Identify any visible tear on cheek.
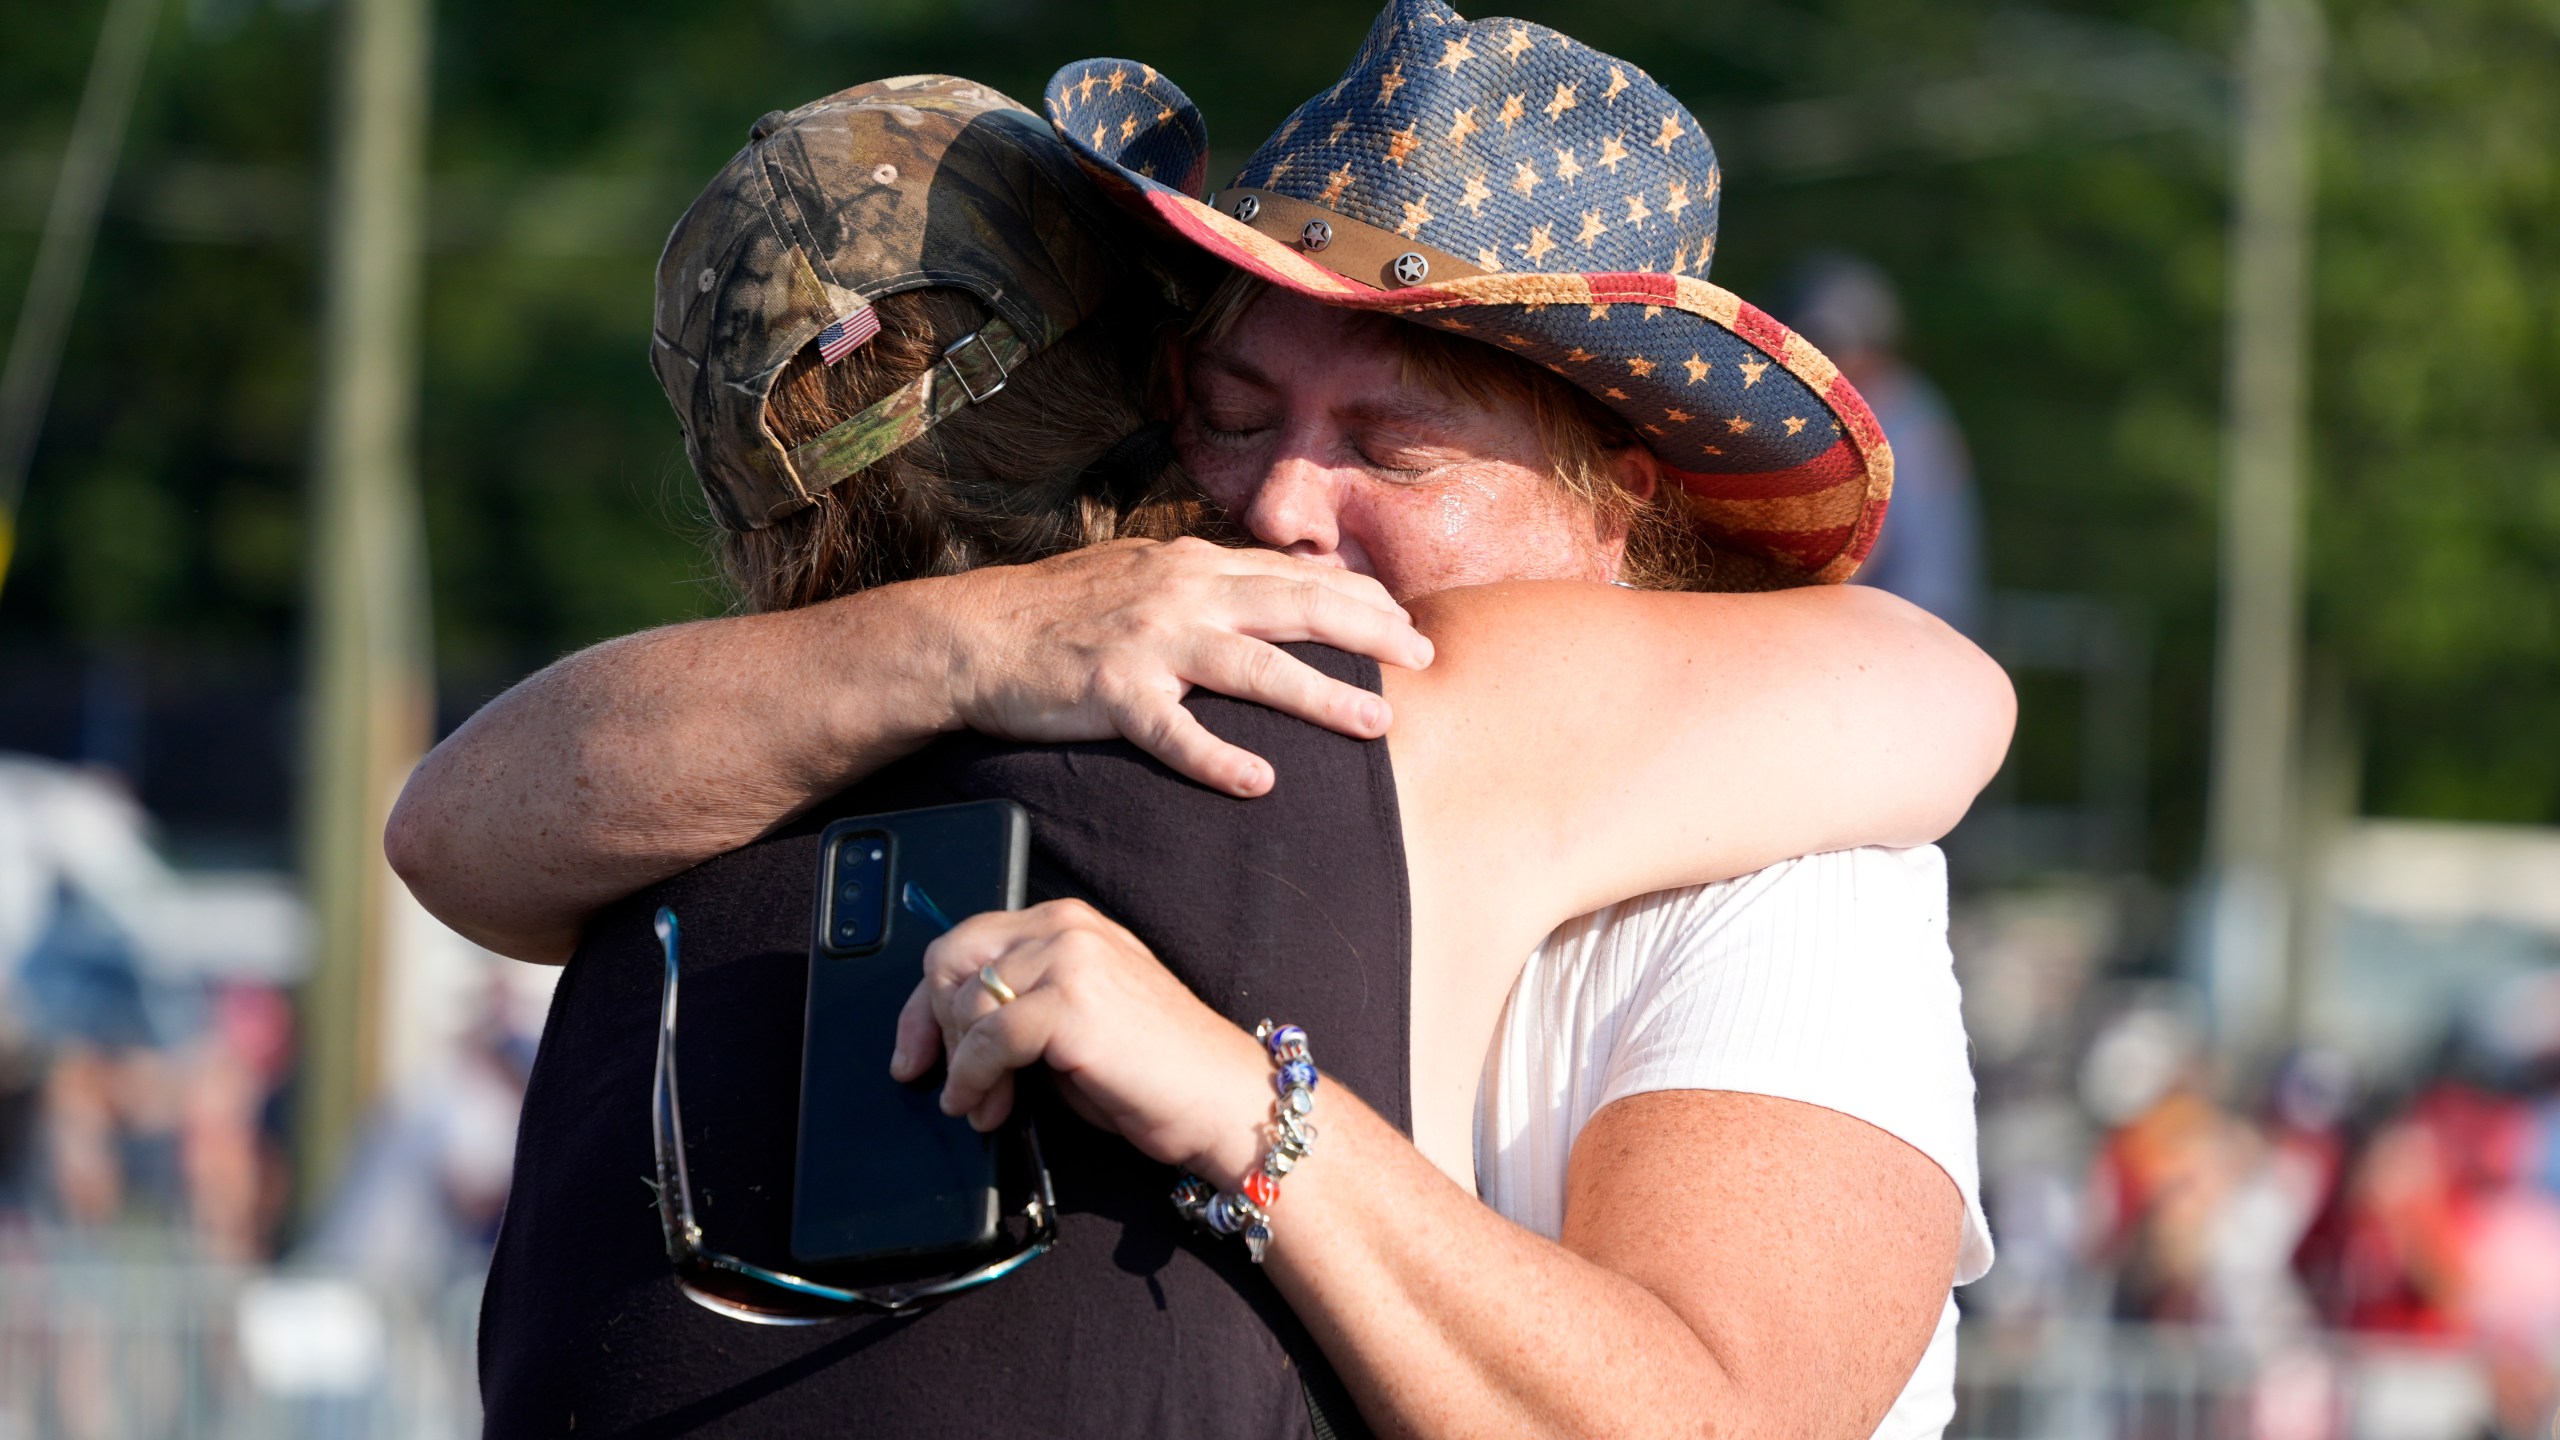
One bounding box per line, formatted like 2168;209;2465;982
1437;490;1474;543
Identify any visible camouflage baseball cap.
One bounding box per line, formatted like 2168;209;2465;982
651;75;1142;531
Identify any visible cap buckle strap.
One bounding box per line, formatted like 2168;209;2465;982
787;314;1037;494
940;328;1012;404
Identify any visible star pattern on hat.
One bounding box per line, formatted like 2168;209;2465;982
1188;4;1722;281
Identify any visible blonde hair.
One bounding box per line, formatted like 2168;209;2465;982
722;284;1205;614
1189;272;1748;592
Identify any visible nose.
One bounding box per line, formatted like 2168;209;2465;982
1233;449;1345;564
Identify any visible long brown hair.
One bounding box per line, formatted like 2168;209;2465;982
721;282;1202;614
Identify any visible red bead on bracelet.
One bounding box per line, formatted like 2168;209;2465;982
1243;1170;1279;1208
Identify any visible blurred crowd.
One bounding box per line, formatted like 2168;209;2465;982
1961;884;2560;1438
0;756;296;1261
0;753;532;1291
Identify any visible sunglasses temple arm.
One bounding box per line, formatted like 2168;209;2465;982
653;907;702;1237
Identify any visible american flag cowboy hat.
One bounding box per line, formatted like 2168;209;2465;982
1045;0;1895;586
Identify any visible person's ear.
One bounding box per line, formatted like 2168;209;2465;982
1591;445;1658;583
1610;443;1662;504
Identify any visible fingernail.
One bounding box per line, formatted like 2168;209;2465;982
1236;760;1267;794
1358;697;1387;731
1414;636;1435;665
889;1045;909;1075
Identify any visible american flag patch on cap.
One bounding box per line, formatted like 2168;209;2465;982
816;304;880;365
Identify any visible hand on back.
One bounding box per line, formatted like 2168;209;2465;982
934;537;1435;797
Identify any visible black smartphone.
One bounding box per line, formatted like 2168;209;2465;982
792;799;1034;1281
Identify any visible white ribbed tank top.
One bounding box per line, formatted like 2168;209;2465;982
1475;845;1991;1440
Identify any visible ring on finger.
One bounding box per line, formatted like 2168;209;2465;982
976;964;1018;1006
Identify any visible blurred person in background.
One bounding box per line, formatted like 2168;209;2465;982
1781;254;1986;637
2083;1019;2335;1341
2081;1004;2236;1324
304;978;530;1294
180;984;296;1261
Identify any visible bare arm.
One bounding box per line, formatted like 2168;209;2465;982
1272;1088;1962;1439
1326;582;1991;1427
908;901;1965;1440
387;590;947;962
1388;579;2012;952
386;539;1431;962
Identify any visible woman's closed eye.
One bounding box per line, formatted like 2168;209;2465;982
1197;412;1274;445
1353;432;1464;479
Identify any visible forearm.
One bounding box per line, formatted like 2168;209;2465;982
1244;1093;1740;1439
1391;582;2014;928
390;541;1431;964
919;904;1950;1438
386;580;964;961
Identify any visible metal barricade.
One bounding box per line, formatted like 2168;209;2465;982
1953;1321;2500;1440
0;1240;479;1440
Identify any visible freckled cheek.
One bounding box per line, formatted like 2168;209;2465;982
1172;440;1255;513
1336;487;1489;595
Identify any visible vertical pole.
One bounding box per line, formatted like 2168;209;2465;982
0;0;161;595
2203;0;2323;1062
297;0;435;1210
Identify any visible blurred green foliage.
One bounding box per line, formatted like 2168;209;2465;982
0;0;2554;866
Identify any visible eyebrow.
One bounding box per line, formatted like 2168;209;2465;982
1191;349;1278;393
1191;350;1474;434
1339;391;1473;434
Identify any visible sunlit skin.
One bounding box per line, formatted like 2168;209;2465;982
1172;289;1661;602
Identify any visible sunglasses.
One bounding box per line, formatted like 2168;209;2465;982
649;903;1056;1325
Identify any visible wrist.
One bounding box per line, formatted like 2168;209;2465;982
1185;1032;1288;1190
907;567;1006;737
843;574;975;746
1171;1022;1324;1265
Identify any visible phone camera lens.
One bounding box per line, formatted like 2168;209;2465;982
836;921;859;940
840;881;864;904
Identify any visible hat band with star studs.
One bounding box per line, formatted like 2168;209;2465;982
1213;188;1484;290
